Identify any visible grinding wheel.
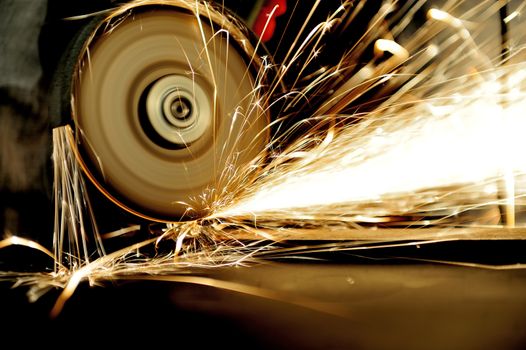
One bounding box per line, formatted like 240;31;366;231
68;3;269;221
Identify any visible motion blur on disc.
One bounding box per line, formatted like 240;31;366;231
70;3;269;221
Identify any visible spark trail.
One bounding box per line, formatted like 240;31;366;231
218;64;526;221
211;3;526;229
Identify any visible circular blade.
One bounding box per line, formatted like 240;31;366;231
72;6;269;221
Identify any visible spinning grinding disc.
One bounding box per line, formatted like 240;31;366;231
70;3;269;221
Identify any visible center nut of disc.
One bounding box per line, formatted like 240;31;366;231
145;75;211;146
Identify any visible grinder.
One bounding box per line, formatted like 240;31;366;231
51;1;271;222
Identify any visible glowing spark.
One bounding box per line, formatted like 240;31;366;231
374;39;409;61
0;235;56;262
504;11;519;24
219;66;526;217
504;1;525;24
100;225;141;239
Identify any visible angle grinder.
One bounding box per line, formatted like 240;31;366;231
51;1;271;222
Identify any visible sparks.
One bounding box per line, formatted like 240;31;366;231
1;0;526;317
218;65;526;218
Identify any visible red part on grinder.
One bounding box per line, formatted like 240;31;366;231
253;0;287;42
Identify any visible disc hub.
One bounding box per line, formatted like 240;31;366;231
146;75;211;146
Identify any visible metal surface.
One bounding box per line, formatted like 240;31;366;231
225;227;526;241
2;261;526;349
72;6;269;221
